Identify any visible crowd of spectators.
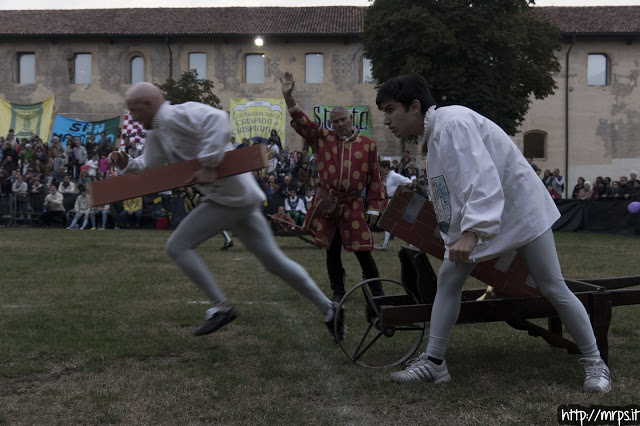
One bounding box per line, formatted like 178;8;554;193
527;158;640;202
2;129;638;230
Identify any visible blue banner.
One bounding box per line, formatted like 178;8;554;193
50;115;121;149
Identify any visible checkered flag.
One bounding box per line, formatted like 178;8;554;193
120;110;147;149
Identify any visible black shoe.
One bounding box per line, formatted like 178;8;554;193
193;305;239;336
220;241;234;251
325;302;345;342
332;291;345;304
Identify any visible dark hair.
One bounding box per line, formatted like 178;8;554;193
376;73;436;114
380;160;391;169
78;185;86;192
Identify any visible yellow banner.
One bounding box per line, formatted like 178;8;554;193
0;96;55;142
230;98;286;146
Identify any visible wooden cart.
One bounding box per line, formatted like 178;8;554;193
334;187;640;368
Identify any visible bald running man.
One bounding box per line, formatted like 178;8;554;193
109;83;344;340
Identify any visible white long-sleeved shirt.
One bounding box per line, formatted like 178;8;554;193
386;170;412;198
422;105;559;262
122;102;265;207
73;194;91;214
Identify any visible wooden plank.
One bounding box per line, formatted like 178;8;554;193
89;144;268;206
379;187;542;298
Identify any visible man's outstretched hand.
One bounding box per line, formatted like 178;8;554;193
280;71;296;104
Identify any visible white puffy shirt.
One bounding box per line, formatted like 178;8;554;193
423;105;559;262
386;170;412;198
123;102;265;207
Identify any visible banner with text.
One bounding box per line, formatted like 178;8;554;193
312;105;372;138
230;98;286;146
0;97;55;142
50;115;120;149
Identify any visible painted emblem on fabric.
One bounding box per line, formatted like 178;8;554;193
430;175;451;234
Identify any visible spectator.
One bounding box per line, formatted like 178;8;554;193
578;181;593;200
629;180;640;201
183;186;200;214
48;137;65;173
128;143;141;159
594;180;611;200
297;161;311;187
119;196;143;228
266;137;280;157
270;205;296;233
541;169;553;187
268;129;283;151
266;151;278;176
284;188;306;226
275;154;290;182
77;167;92;187
42;184;65;227
309;156;319;179
547;184;562;200
618;176;632;199
66;185;91;230
98;154;110;176
303;188;313;210
51;166;66;188
629;171;639;188
90;203;110;230
571;177;585;199
552;168;565;196
72;138;88;178
58;174;77;194
609;181;623;199
2;154;17;175
11;174;28;196
30;176;46;214
85;153;99;178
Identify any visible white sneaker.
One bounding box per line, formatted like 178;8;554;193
374;245;388;251
580;358;612;393
390;354;451;384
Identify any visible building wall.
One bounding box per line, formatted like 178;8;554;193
0;36;399;153
1;34;639;178
514;37;640;188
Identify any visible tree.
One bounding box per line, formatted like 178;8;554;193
156;69;221;109
362;0;562;136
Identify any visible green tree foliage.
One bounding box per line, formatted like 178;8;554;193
156;69;221;108
363;0;562;135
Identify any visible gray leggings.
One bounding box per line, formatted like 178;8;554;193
165;200;331;313
426;228;600;360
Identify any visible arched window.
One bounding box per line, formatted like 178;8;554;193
130;56;144;84
523;130;546;159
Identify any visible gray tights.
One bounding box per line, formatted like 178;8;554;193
165;200;331;313
426;228;600;360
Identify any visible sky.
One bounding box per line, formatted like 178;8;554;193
1;0;639;10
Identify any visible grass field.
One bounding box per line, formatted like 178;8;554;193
1;228;639;425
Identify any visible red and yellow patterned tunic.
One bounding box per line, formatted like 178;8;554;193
290;110;383;252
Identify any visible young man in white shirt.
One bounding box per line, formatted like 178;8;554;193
109;83;343;341
375;73;611;393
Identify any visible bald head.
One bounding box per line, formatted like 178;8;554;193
125;83;165;128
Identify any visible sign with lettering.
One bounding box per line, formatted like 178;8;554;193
230;98;286;146
312;105;372;138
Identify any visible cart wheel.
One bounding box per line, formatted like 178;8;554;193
335;277;425;368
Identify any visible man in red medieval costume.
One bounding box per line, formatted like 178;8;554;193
280;71;383;303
